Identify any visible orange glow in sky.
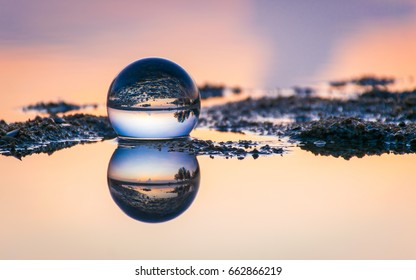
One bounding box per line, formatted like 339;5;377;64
1;0;416;121
317;15;416;86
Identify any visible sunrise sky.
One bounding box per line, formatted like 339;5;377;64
1;0;415;114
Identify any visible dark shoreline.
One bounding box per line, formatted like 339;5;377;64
199;87;416;159
1;85;416;160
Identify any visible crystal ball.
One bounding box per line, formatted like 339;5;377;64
107;141;200;223
107;57;200;139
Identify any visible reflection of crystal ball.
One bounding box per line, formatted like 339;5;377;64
107;141;200;223
107;57;201;139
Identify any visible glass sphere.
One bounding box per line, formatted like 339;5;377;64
107;57;200;139
107;140;200;223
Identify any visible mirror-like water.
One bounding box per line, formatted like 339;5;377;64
0;129;415;259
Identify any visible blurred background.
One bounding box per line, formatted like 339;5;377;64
1;0;415;112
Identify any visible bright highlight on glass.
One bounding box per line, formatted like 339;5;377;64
107;57;201;139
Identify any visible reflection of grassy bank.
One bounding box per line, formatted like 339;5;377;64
294;117;416;160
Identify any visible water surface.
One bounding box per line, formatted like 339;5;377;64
0;129;414;259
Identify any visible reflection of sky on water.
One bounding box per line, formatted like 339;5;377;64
1;0;415;119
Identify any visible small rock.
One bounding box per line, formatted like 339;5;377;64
53;117;66;124
313;140;326;147
5;129;20;137
272;147;283;153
